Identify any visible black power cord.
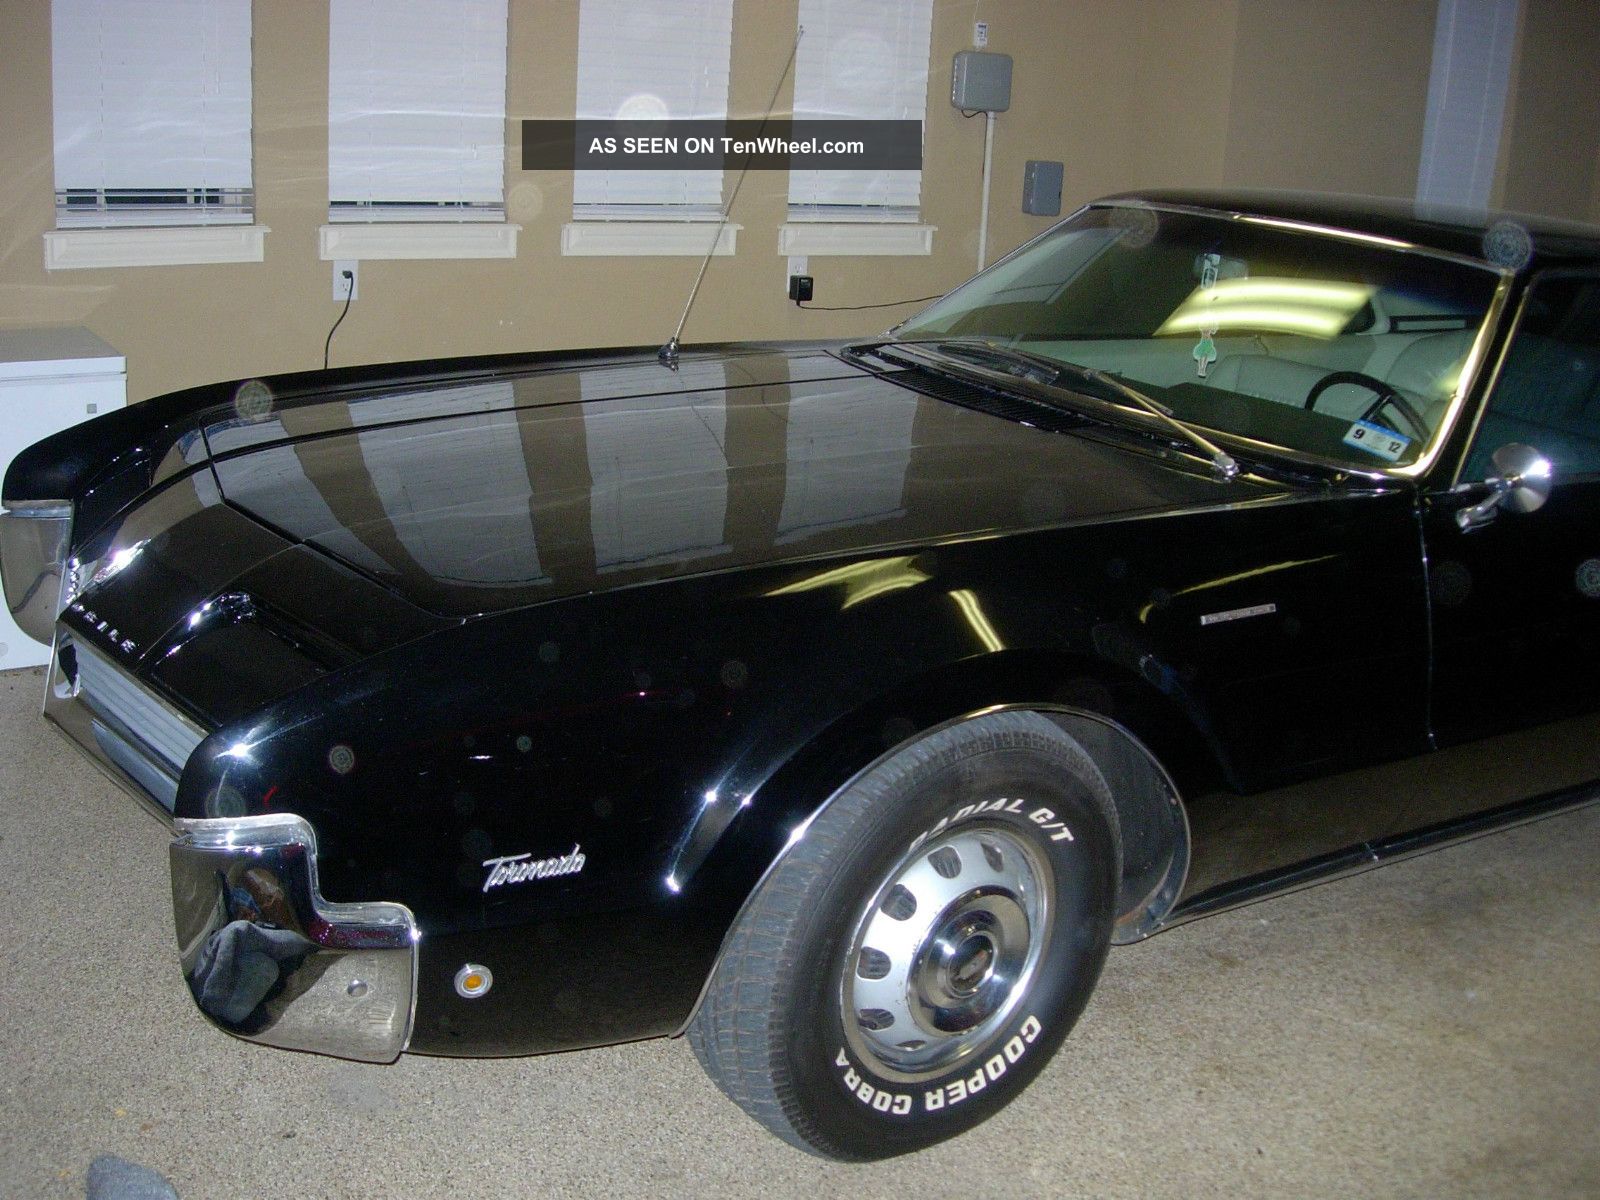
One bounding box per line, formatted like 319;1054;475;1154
796;293;945;311
324;270;354;369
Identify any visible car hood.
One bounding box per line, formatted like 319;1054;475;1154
199;346;1275;618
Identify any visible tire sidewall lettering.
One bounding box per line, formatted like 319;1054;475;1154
906;797;1075;858
833;1048;917;1116
832;1014;1044;1116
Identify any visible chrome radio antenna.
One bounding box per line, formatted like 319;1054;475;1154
659;27;803;368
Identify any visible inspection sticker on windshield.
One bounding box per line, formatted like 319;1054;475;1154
1342;420;1410;462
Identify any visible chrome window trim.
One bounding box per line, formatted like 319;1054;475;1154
1401;271;1516;482
1101;199;1510;273
1440;267;1600;490
901;198;1517;487
1081;201;1518;485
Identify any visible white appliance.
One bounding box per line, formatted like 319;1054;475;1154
0;327;127;670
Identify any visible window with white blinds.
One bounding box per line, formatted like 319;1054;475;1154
51;0;253;228
1415;0;1518;211
328;0;508;222
787;0;933;221
573;0;735;219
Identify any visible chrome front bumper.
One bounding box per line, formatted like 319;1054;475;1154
0;500;72;645
33;552;418;1062
171;814;418;1062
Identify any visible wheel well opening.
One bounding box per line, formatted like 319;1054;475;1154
701;654;1204;966
1037;711;1190;942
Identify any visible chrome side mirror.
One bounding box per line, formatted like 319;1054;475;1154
1455;443;1553;531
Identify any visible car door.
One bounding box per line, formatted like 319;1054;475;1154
1421;271;1600;816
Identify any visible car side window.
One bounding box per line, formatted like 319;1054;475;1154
1465;274;1600;481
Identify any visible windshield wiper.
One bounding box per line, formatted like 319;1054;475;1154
919;339;1070;387
912;338;1240;481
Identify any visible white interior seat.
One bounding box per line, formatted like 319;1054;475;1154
1211;330;1478;431
1207;354;1376;418
1385;330;1476;401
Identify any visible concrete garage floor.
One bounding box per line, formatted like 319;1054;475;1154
1;664;1597;1200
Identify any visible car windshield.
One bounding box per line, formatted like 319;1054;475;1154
892;204;1504;471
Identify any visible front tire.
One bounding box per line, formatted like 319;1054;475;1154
688;711;1120;1160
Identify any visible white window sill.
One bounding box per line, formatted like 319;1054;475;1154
44;224;269;270
318;222;520;260
561;221;739;257
777;223;936;256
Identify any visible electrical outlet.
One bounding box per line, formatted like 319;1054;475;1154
786;255;808;291
788;275;814;303
333;260;359;301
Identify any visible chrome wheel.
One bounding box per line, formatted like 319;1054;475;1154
691;710;1119;1159
841;825;1054;1081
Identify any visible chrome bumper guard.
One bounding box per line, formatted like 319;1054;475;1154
0;500;72;645
170;814;418;1063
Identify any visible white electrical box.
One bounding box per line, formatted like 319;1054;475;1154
0;327;126;670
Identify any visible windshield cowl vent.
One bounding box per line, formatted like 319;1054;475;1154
888;366;1092;435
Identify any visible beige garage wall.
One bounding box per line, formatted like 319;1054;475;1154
1221;0;1438;195
0;0;1597;404
4;0;1112;402
1497;0;1600;221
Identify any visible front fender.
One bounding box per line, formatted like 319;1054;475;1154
174;531;1217;1054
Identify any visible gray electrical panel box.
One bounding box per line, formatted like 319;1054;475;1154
1023;160;1063;215
951;51;1013;112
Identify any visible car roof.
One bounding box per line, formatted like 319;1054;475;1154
1101;188;1600;272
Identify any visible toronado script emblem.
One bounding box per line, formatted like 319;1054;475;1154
481;845;586;893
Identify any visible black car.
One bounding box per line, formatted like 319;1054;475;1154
3;190;1598;1160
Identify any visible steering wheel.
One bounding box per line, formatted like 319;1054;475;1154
1304;370;1429;440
